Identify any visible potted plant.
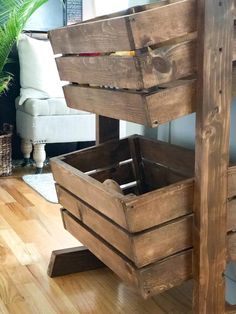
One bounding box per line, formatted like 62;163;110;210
0;0;48;175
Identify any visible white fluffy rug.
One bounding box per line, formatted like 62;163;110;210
22;173;58;203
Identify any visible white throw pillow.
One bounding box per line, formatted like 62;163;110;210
17;34;64;102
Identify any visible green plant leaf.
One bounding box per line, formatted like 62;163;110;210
0;0;48;95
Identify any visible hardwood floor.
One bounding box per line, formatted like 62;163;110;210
0;175;193;313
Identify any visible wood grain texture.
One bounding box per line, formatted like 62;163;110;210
57;185;194;268
57;186;134;260
62;209;139;287
48;246;104;277
124;178;194;232
51;159;128;229
64;80;196;127
62;208;193;299
56;41;196;89
138;250;193;298
138;136;195;177
49;0;197;54
56;34;236;91
193;0;234;312
96;116;119;145
0;177;194;313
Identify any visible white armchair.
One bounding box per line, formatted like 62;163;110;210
15;33;96;173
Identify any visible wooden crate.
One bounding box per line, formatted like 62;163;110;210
51;135;236;297
49;0;236;127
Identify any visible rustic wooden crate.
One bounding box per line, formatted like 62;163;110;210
49;0;236;127
51;135;236;295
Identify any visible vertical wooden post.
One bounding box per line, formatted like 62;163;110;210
96;115;119;144
193;0;233;313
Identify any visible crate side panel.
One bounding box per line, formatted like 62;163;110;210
62;209;139;286
130;0;196;49
51;159;128;228
146;80;196;126
58;186;133;260
125;179;194;232
141;40;196;88
138;250;193;298
64;85;149;126
133;215;193;267
49;17;132;54
56;56;143;89
138;137;195;177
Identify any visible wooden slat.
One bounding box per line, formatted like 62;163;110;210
124;178;194;232
130;0;196;50
123;166;236;233
138;250;193;298
56;29;236;89
51;159;128;228
49;0;196;54
193;0;233;312
146;79;196;126
56;55;143;89
133;215;193;267
64;80;195;127
58;186;133;260
62;137;130;172
57;185;194;267
62;208;193;298
142;160;169;190
62;209;139;286
138;136;195;177
64;85;149;126
138;40;196;87
56;40;196;89
63;67;236;128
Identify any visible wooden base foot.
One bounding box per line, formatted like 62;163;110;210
47;246;104;277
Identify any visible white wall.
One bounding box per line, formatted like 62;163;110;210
82;0;95;20
24;0;64;31
95;0;129;16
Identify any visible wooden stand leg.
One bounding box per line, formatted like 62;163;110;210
48;116;119;277
48;246;104;277
194;0;233;313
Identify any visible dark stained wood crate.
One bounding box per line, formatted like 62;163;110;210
47;0;236;309
51;135;236;296
49;0;236;127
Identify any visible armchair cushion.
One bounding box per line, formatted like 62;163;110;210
17;34;64;105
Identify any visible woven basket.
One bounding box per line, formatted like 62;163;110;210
0;124;13;176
